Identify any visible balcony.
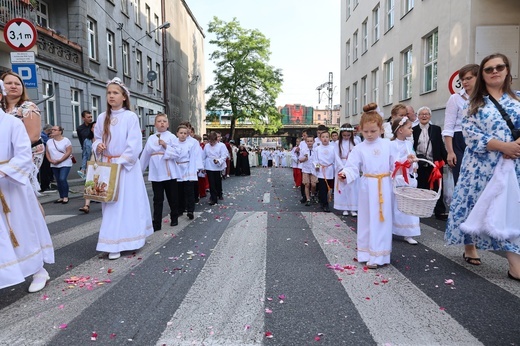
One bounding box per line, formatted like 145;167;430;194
0;0;36;26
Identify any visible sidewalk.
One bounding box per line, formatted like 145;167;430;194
37;178;85;204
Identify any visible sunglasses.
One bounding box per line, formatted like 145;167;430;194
483;64;507;74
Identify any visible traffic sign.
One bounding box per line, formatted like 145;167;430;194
3;18;38;52
11;64;38;88
10;51;35;64
448;70;463;95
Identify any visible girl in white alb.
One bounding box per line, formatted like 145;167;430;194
338;105;409;268
389;117;421;244
334;124;361;216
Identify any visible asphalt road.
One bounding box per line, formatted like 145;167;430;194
1;167;519;345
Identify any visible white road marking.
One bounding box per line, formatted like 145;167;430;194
263;192;270;203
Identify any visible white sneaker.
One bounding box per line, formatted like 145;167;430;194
350;211;358;217
108;252;121;260
404;237;418;245
28;268;50;293
342;211;349;216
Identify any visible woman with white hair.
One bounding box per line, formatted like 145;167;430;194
0;80;55;292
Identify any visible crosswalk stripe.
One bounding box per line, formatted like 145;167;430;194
156;211;267;345
304;212;482;345
0;214;201;346
263;192;270;203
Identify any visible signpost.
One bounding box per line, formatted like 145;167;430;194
3;18;38;52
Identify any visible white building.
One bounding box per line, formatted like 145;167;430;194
340;0;520;126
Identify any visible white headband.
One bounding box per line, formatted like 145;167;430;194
106;77;130;98
393;116;409;134
0;80;5;96
339;127;355;132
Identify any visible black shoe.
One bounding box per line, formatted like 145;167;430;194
322;206;330;212
170;217;178;226
435;213;448;221
305;200;311;206
209;201;217;206
218;196;224;201
300;197;306;204
187;212;194;220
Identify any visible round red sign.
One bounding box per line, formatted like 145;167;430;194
3;18;38;52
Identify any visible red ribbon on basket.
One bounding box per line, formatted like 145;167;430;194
392;160;411;185
428;160;444;189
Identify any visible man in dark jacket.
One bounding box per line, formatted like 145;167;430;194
413;106;448;220
76;110;93;179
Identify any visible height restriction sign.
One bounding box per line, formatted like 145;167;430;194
3;18;38;52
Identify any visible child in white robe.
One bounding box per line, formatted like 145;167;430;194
313;131;335;212
334;124;361;216
390;116;421;244
0;80;55;292
93;78;153;260
140;114;181;231
338;103;414;268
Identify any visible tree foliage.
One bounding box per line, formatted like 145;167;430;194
205;17;283;140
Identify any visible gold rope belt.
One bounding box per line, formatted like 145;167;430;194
151;152;170;177
363;172;390;221
0;160;19;247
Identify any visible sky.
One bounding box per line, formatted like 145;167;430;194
185;0;340;109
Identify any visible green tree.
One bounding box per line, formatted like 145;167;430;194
205;17;283;141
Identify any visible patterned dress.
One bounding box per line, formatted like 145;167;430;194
445;92;520;253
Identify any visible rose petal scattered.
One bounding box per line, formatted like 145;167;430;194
58;323;67;329
265;331;273;338
91;331;98;341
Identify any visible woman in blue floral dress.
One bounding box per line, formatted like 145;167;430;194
445;53;520;281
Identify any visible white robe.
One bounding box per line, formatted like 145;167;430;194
140;130;181;181
0;112;54;289
313;144;335;179
390;139;420;237
93;108;153;253
334;137;361;212
341;137;396;265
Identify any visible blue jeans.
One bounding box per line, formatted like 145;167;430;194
52;166;71;198
81;139;92;171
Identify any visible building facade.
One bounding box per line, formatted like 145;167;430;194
341;0;520;126
313;107;341;126
0;0;204;159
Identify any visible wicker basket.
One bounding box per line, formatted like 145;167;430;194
393;158;441;217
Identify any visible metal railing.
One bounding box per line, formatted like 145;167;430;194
0;0;36;26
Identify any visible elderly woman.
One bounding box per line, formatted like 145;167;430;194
445;53;520;279
1;72;43;193
46;125;73;204
0;80;54;293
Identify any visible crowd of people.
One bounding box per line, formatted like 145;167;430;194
1;52;520;294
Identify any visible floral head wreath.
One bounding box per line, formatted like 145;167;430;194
106;77;130;98
339;127;355;132
0;80;5;96
393;116;409;134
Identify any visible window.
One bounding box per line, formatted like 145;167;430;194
361;76;367;107
353;30;358;62
402;48;413;99
386;0;394;31
121;0;128;15
318;114;321;121
371;68;379;105
384;59;394;104
147;56;153;87
362;19;368;53
91;95;100;120
145;4;151;33
136;50;143;82
154;14;160;42
71;88;81;130
155;63;161;91
107;31;116;69
345;87;350;118
353;0;359;8
137;106;145;136
424;30;438;92
35;0;49;27
372;4;380;43
353;82;358;115
402;0;414;14
43;81;55;125
87;18;98;61
122;40;130;76
346;40;351;68
134;0;141;26
346;0;351;19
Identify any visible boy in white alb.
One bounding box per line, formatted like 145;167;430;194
313;130;335;212
140;114;181;230
299;136;318;206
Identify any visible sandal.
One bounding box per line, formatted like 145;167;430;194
463;252;481;266
54;199;64;204
79;205;90;214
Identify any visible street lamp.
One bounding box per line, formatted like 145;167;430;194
132;21;171;50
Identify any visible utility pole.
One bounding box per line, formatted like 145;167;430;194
316;72;334;125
